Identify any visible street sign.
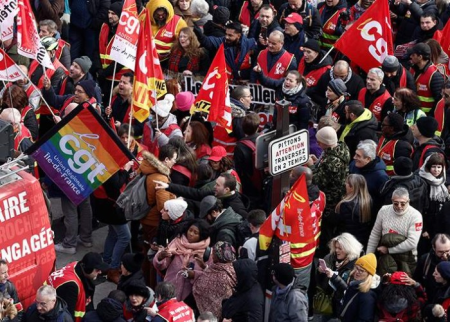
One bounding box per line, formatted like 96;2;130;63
268;129;309;176
255;124;296;169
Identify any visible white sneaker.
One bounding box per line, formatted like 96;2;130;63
54;243;76;254
77;236;93;248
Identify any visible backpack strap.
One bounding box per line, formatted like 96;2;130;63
423;252;432;280
339;292;359;318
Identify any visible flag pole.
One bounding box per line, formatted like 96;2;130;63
319;46;334;64
108;62;118;107
183;114;193;142
127;110;133;150
0;27;18;125
154;90;159;130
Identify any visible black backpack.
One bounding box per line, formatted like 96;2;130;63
115;174;151;221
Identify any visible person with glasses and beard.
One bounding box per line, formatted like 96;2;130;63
367;187;423;276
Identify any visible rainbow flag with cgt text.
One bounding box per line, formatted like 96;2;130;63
25;102;134;205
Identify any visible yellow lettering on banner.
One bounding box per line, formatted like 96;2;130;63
293;191;306;203
155;80;166;92
133;81;149;108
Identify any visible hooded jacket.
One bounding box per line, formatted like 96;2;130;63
208;207;243;247
139;151;176;227
83;298;126;322
222;259;264;322
23;297;72;322
340;109;379;158
269;281;308;322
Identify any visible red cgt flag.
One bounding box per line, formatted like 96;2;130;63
334;0;393;73
259;174;313;251
191;44;232;132
439;20;450;58
132;9;167;123
0;49;24;82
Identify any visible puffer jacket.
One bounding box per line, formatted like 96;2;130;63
83;298;126;322
23;297;72;322
269;282;308;322
139;151;176;227
210;207;243;247
378;233;417;276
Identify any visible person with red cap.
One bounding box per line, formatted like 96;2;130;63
283;13;306;62
377;271;426;321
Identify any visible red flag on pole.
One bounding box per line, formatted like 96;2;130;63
0;49;24;81
132;9;166;123
439;20;450;58
334;0;394;73
110;0;140;70
16;0;54;70
191;44;232;132
259;174;313;251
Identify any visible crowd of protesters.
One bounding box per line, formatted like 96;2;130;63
4;0;450;320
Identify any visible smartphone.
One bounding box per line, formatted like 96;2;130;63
319;259;328;271
260;27;268;39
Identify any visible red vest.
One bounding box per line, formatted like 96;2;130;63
142;123;181;157
172;164;195;186
411;64;438;114
6;82;37;99
399;67;407;87
377;136;398;176
298;57;331;87
156;299;194;322
20;105;33;124
47;262;88;322
358;88;391;122
213;125;237;158
319;7;346;49
55;38;70;62
290;190;325;269
435;98;445;136
257;49;294;80
238;2;260;27
154;15;184;61
15;124;32;150
29;58;69;89
99;23;130;81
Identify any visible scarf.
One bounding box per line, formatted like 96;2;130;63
168;235;210;267
419;156;450;202
282;82;303;96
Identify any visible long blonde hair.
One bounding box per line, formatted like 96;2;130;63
350;267;374;293
336;174;372;223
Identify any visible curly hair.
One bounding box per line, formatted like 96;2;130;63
2;85;28;111
378;284;419;316
171;27;203;59
394;88;421;113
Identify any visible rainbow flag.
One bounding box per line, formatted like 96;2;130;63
26;103;134;205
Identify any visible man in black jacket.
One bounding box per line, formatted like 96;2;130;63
277;0;322;40
155;172;249;218
22;285;73;322
382;55;416;96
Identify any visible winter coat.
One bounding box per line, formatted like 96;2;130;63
380;124;414;158
413;250;442;303
83;298;125;322
222;259;264;322
412;137;446;171
68;0;110;30
377;233;417;276
155;212;194;246
336;199;372;247
277;2;322;39
117;270;146;293
210;207;243;247
339;277;379;322
24;297;72;322
33;0;65;31
139;151;176;227
340;109;379;158
269;282;308;322
349;157;389;212
123;291;156;322
383;65;416;96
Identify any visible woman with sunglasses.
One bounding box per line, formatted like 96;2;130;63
367;187;423;276
417;153;450;256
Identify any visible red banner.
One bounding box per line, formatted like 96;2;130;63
334;0;393;73
16;0;54;70
0;49;24;81
259;174;312;250
439;20;450;58
132;9;167;123
191;44;232;132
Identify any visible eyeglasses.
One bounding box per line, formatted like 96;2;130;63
435;249;450;256
392;201;409;207
354;266;367;274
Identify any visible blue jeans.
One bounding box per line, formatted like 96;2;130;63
103;223;131;269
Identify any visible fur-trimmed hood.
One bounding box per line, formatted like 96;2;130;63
140;151;171;177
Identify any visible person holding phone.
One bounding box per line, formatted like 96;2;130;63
316;233;364;318
153;219;211;302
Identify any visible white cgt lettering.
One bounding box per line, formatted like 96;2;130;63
360;20;388;64
119;12;140;34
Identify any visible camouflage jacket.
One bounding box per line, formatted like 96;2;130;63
313;141;350;209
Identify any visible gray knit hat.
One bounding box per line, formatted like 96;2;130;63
73;56;92;74
382;55;400;73
328;78;347;97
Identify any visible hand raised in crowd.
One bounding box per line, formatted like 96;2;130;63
154;180;169;189
43;76;51;90
258;34;268;46
399;274;417;286
253;64;262;73
123;160;134;172
105;105;112;116
53;115;62;124
182;70;193;76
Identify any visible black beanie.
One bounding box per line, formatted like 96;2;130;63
121;253;145;274
77;80;97;98
416;116;438;138
110;2;123;17
437;261;450;281
273;263;295;286
213;6;230;25
393;156;413;176
302;39;320;53
125;280;150;298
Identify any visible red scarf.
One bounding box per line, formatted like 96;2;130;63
168;47;201;73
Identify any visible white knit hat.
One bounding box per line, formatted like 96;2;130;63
151;94;175;117
316;126;337;146
165;198;188;221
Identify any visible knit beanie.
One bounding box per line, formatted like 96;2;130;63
110;2;123;17
437;261;450;281
125;280;152;299
176;92;195;112
393;156;413;176
302;39;321;53
315;126;338;146
121;252;145;274
382;55;400;73
77;80;97;98
328;78;347;97
416;116;438;138
164;198;188;221
73;56;92;74
355;253;377;276
213;6;230;25
273;263;295;286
